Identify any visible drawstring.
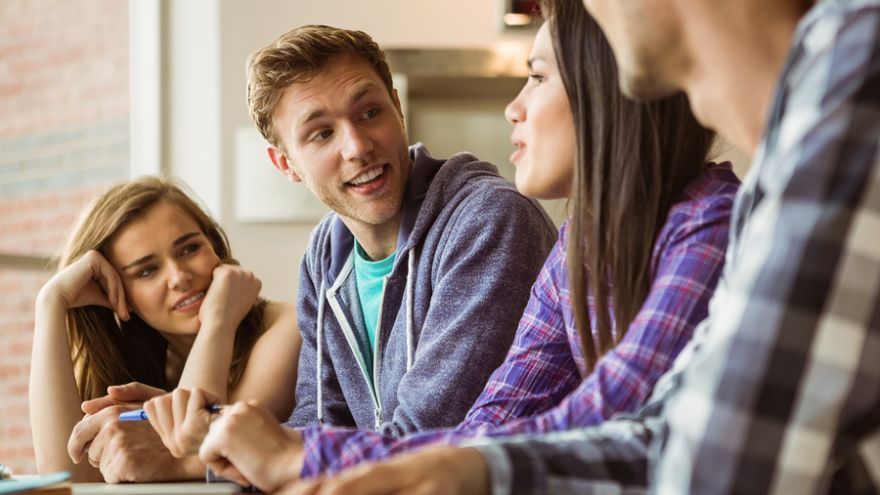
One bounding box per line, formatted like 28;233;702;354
405;249;415;371
316;285;326;426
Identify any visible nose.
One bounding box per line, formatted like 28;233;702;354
167;261;193;291
505;88;526;125
340;122;374;163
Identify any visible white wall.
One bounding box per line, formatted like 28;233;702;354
150;0;536;302
147;1;751;302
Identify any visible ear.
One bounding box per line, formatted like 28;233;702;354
266;145;302;183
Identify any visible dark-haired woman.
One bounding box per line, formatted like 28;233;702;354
148;0;740;490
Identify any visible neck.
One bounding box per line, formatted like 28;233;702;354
345;213;402;260
677;1;807;154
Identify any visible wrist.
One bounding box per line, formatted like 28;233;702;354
453;448;491;495
268;430;304;490
173;455;206;481
197;313;242;336
36;285;68;311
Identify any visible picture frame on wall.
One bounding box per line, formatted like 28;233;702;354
502;0;541;29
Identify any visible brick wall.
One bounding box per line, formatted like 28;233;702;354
0;0;129;473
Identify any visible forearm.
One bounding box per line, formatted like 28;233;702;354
29;292;100;480
472;419;653;495
176;319;236;401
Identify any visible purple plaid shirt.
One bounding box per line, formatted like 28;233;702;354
298;162;740;478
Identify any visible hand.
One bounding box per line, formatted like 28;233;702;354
198;265;261;330
277;447;491;495
67;402;202;483
199;400;303;492
144;387;220;458
81;381;167;415
38;250;129;320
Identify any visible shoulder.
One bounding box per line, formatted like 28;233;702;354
656;162;739;253
670;162;739;226
260;300;297;334
306;212;339;249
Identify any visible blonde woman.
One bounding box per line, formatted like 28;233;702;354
29;177;299;482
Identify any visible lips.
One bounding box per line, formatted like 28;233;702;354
345;164;390;195
173;291;205;310
510;140;526;165
346;164;387;187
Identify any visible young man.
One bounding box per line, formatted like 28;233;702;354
66;25;555;484
281;0;880;493
251;25;555;435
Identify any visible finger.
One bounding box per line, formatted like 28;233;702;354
96;260;128;320
81;395;117;415
187;388;211;424
172;389;191;435
208;459;251;487
144;398;167;445
196;388;221;407
108;382;165;402
86;422;116;471
149;396;176;450
68;409;115;462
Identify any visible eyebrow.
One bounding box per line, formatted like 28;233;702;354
120;232;201;271
297;82;382;127
527;56;547;70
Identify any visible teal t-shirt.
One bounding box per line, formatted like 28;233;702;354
353;240;396;371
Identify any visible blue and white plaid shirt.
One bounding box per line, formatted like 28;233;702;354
472;0;880;493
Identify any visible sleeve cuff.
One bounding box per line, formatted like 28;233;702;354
472;443;514;495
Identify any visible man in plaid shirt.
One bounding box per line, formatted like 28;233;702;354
282;0;880;493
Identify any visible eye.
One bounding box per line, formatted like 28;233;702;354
528;72;545;84
135;266;157;279
180;242;201;256
362;107;379;120
313;129;333;141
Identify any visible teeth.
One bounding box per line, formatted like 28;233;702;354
349;167;384;186
175;292;204;309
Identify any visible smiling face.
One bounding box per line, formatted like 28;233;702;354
267;54;411;236
107;200;221;337
505;23;576;200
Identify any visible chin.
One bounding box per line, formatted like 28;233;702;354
620;69;679;102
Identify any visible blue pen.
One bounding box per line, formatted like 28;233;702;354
119;404;225;421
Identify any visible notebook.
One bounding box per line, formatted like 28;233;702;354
0;472;71;495
71;482;242;495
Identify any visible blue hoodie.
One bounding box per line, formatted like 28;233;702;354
288;144;557;437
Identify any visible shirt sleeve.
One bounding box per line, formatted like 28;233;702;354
296;185;734;478
377;188;558;437
654;8;880;494
473;189;732;438
454;232;581;431
471;9;880;492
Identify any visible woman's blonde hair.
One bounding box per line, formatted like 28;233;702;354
60;177;266;400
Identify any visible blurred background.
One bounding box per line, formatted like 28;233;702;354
0;0;747;473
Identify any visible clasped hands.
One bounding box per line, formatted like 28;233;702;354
68;382;304;491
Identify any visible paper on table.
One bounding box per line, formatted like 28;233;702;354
0;471;71;495
72;482;241;495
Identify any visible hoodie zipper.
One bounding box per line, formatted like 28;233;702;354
324;257;384;429
371;276;390;430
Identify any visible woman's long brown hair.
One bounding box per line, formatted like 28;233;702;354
60;177;266;400
541;0;716;372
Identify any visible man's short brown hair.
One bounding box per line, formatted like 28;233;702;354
246;25;395;150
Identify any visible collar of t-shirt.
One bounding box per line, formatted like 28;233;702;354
353;240;396;358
